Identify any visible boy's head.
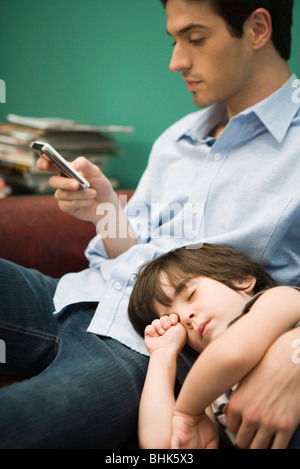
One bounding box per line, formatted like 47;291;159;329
160;0;294;61
128;243;276;339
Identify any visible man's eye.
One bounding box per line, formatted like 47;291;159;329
189;38;205;45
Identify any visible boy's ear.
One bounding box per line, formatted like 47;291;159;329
239;276;257;294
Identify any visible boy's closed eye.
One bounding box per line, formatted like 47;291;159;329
187;289;196;302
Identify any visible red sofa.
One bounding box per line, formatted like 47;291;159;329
0;190;133;387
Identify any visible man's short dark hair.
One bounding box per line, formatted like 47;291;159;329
160;0;294;61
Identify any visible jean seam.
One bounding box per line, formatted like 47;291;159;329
0;321;58;343
56;315;75;340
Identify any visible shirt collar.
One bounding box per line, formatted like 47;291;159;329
178;101;227;143
178;74;300;144
242;74;300;143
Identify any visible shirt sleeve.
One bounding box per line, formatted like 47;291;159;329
85;134;168;267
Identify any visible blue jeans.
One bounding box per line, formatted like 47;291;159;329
0;259;148;449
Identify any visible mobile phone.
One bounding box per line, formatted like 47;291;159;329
32;141;90;191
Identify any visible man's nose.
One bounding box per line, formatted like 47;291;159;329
169;44;192;73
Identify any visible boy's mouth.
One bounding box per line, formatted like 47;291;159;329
198;320;210;339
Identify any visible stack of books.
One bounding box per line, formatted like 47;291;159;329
0;114;134;194
0;177;11;198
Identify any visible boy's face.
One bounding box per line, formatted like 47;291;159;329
155;274;255;353
165;0;255;113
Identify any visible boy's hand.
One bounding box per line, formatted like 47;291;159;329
144;314;187;356
171;411;219;450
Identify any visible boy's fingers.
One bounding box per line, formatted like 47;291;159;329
151;319;166;335
169;313;179;325
145;324;159;338
160;315;172;330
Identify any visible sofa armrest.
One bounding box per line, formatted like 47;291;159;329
0;190;134;278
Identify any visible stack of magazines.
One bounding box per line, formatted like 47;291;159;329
0;177;11;198
0;114;134;194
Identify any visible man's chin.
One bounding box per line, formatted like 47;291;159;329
191;92;217;109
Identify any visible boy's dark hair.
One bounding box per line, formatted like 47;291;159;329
160;0;294;61
128;243;276;338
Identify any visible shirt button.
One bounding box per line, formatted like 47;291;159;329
137;260;144;267
214;153;221;161
191;206;198;214
114;282;122;291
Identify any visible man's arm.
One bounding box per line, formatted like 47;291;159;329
226;327;300;449
37;156;137;258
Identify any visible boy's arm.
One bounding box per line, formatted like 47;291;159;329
138;316;186;449
174;287;300;418
139;348;178;449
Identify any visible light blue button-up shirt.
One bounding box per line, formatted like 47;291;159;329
54;75;300;355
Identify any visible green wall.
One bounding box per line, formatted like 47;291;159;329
1;0;300;188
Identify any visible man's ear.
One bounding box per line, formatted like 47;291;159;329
245;8;272;52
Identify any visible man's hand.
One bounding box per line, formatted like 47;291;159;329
37;155;114;225
226;329;300;449
37;155;136;258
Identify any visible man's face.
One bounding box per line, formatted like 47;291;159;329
165;0;255;112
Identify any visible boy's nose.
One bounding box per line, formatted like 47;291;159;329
181;310;197;325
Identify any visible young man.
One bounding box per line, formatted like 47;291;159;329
0;0;299;449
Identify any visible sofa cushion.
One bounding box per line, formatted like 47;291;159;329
0;195;97;278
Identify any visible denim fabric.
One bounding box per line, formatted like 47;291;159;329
0;259;148;449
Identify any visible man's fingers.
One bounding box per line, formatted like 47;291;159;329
234;420;260;449
36;157;49;171
224;403;242;435
36;156;60;174
49;175;80;191
71;156;101;178
271;430;294;449
54;187;97;201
